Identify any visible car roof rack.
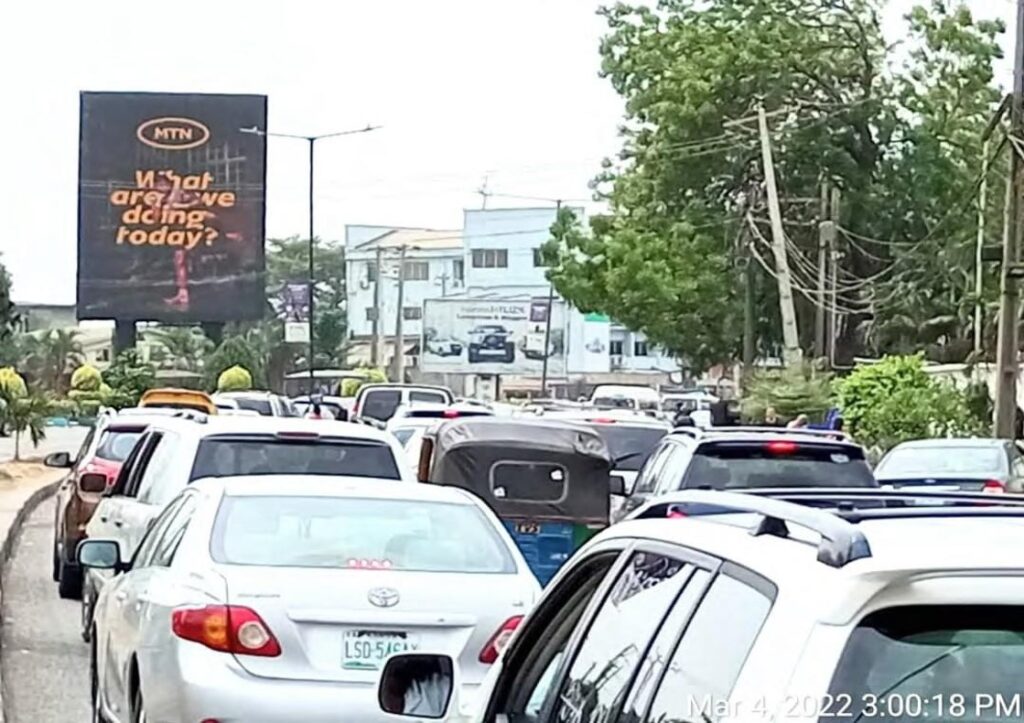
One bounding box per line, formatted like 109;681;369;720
669;425;849;441
632;488;1024;568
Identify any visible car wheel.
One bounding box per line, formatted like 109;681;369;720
58;561;84;600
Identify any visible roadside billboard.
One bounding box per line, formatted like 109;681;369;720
77;92;268;322
421;298;566;375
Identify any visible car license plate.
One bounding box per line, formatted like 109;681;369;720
515;521;540;534
342;631;418;671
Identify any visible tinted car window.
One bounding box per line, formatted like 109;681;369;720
681;442;875;489
409;391;448;405
95;429;143;462
491;462;566;502
826;606;1024;722
190;436;401;480
586;425;668;471
234;398;274;416
552;551;694;722
645;570;773;722
212;496;514;573
362;390;402;420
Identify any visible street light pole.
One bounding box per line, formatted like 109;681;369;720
239;123;381;395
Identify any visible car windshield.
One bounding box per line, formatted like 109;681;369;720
211;495;516;573
592;396;635;409
190;436;401;480
682;442;875;489
827;606;1024;722
233;397;274;416
877;446;1006;477
95;429;143;462
586;424;667;471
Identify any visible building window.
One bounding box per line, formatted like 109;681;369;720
453;259;464;281
533;248;547;267
366;262;377;283
97;348;111;363
471;249;508;269
634;340;649;357
609;340;624;356
365;307;378;321
402;260;429;281
403;306;423;321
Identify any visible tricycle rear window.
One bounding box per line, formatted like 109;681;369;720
490;461;567;503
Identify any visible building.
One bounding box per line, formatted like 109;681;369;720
344;207;683;392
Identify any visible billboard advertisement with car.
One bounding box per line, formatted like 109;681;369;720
77;92;268;322
421;298;566;375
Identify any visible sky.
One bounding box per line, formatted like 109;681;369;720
0;0;1015;305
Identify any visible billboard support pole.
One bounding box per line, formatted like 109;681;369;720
393;245;408;383
540;200;562;398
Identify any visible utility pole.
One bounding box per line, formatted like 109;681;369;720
540;200;562;398
742;229;756;369
815;179;832;359
393;245;408;383
995;0;1024;438
975;138;990;355
370;245;383;367
757;103;802;365
828;187;841;368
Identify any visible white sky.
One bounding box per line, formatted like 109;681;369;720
0;0;1014;304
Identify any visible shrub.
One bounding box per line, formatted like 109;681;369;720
217;365;253;392
340;367;387;397
0;367;27;399
70;364;102;393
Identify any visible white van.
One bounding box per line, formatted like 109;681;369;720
589;384;661;413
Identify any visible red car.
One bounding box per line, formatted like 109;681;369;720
47;417;147;599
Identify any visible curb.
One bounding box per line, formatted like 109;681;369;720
0;479;60;723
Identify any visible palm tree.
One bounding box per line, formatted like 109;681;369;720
23;329;83;393
145;327;213;372
7;393;51;461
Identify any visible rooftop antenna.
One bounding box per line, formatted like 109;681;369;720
477;174;492;209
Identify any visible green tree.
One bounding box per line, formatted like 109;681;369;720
70;364;103;392
0;256;21;364
145;326;213;372
205;335;264;390
545;0;1004;366
217;365;254;392
7;393;51;461
22;329;83;393
104;350;157;407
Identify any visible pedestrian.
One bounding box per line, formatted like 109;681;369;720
787;414;809;429
763;406;781;427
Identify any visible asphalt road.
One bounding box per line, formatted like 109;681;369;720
0;427;89;463
2;498;90;722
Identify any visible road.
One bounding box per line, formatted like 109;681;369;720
0;427;88;463
1;498;90;722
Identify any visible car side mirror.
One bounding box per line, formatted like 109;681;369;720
77;539;123;572
78;473;108;494
378;653;456;719
609;474;627;497
45;452;73;469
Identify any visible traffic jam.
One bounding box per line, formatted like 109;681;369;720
43;384;1024;722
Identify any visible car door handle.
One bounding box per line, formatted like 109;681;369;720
99;515;109;523
112;520;123;528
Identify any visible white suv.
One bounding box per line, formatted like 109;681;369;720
376;488;1024;722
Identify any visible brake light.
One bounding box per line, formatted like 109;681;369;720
589;418;617;424
443;409;461;418
765;441;798;455
479;615;523;663
983;480;1006;494
171;605;281;657
667;506;688;519
275;431;321;440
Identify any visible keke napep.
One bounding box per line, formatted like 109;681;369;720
418;417;619;585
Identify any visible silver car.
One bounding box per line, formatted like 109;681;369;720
83;475;540;723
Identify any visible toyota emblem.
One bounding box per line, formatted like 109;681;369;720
368;587;400;608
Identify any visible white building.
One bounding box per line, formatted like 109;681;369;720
344;208;683;389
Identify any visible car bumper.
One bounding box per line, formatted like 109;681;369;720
145;644;480;723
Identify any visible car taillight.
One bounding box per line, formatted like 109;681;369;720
442;409;460;418
479;615;523;663
765;441;798;455
171;605;281;657
983;480;1006;494
588;418;617;424
667;506;688;519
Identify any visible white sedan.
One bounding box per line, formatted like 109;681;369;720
82;475;540;723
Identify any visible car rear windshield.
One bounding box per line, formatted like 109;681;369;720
361;390;402;420
233;398;274;416
211;495;516;574
826;606;1024;721
587;424;667;471
682;442;875;489
190;436;401;480
95;429;143;462
878;446;1006;477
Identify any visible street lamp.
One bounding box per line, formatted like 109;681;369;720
240;123;382;395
